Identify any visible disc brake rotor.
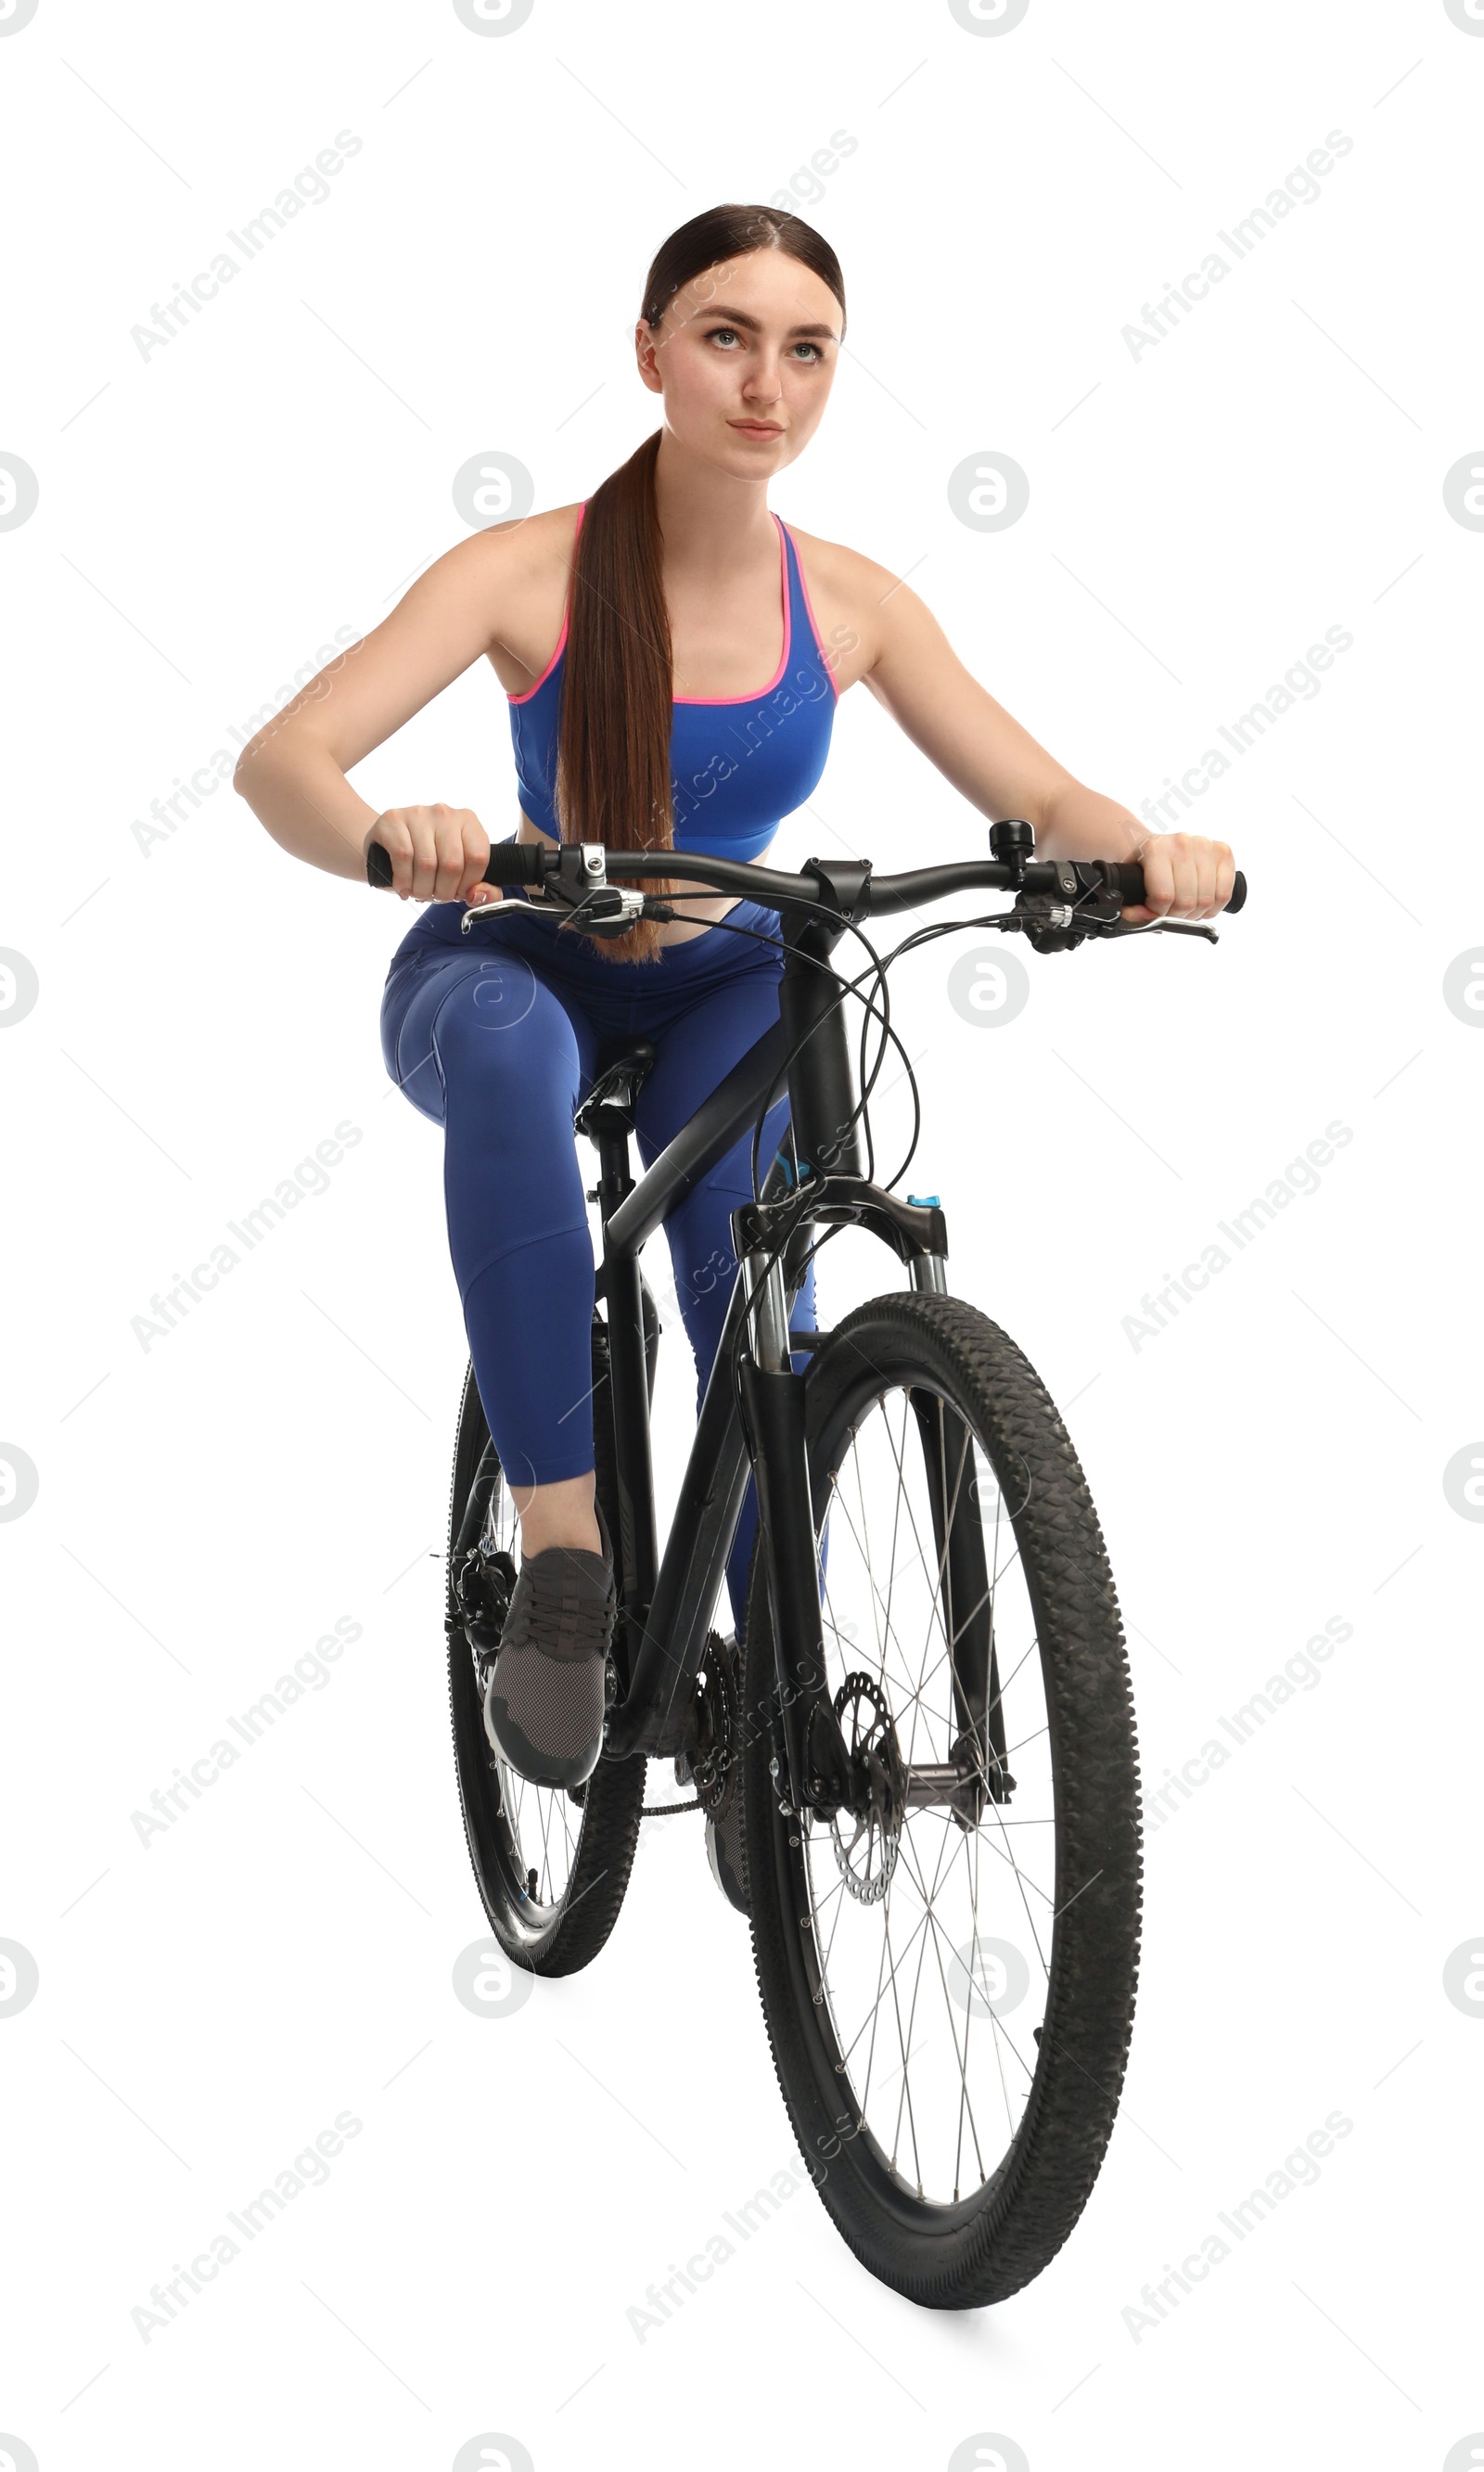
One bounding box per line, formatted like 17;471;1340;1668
828;1671;906;1906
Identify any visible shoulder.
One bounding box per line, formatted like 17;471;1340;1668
387;503;582;620
775;520;926;693
440;499;583;596
393;504;582;687
777;520;897;605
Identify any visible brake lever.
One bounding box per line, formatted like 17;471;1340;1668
554;886;648;938
1004;888;1222;952
1098;917;1221;943
457;877;641;937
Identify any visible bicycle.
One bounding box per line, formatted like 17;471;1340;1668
366;817;1247;2308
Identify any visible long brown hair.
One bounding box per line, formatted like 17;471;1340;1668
555;204;847;963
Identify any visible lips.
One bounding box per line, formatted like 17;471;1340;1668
729;419;784;437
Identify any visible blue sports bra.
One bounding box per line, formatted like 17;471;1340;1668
507;504;838;865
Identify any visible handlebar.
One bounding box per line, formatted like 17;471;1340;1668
365;831;1247;941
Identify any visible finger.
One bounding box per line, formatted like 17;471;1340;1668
374;812;414;900
1171;839;1201;916
1138;842;1175;918
409;813;440;904
1194;836;1226;917
1177;844;1209;917
433;806;467;904
459;844;496;905
453;810;492;905
1188;836;1219;917
1172;836;1213;916
462;813;491;887
1194;840;1228;918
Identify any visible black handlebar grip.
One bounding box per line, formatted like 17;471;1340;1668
365;838;546;890
481;841;544;884
1106;860;1247;915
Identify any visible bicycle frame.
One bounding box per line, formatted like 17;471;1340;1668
396;816;1239;1817
594;895;952;1808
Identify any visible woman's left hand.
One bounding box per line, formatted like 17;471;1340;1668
1122;830;1235;924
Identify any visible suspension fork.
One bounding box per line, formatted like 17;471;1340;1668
742;888;949;1818
734;1237;857;1817
906;1377;1014;1800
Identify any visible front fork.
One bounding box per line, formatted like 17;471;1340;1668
735;1243;852;1816
734;1225;954;1822
737;876;973;1824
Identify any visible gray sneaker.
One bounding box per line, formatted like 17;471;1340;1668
482;1507;617;1789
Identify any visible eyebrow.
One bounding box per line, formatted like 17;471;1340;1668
696;305;839;341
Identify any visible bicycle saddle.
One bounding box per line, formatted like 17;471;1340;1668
572;1039;658;1137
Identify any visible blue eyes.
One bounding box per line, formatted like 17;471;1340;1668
705;327;825;363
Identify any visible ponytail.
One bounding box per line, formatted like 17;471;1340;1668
554;432;674;965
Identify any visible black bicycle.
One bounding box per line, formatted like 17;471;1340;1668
367;818;1246;2309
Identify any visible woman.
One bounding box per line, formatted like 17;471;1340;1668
235;202;1235;1796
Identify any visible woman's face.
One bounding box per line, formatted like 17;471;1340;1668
635;248;843;480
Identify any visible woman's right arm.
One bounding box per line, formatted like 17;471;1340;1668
233;523;531;903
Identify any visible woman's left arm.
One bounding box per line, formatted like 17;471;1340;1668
858;571;1235;924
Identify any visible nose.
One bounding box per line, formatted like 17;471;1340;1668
741;355;783;406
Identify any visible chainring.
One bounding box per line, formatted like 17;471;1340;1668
682;1632;740;1820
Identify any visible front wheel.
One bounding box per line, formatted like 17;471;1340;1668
741;1291;1143;2307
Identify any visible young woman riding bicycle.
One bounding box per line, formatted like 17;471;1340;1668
233;202;1235;1798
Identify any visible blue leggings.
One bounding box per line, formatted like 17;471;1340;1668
379;896;814;1634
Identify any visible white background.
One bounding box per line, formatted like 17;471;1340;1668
2;0;1481;2465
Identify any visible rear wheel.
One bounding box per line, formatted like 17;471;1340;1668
741;1291;1142;2306
447;1314;647;1975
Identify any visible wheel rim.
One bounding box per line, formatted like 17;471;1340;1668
791;1378;1057;2212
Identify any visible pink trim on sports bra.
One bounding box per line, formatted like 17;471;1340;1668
672;512;789;706
505;502;587;707
785;519;839;705
505;505;816;710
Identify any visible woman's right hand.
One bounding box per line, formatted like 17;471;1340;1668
366;805;499;905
